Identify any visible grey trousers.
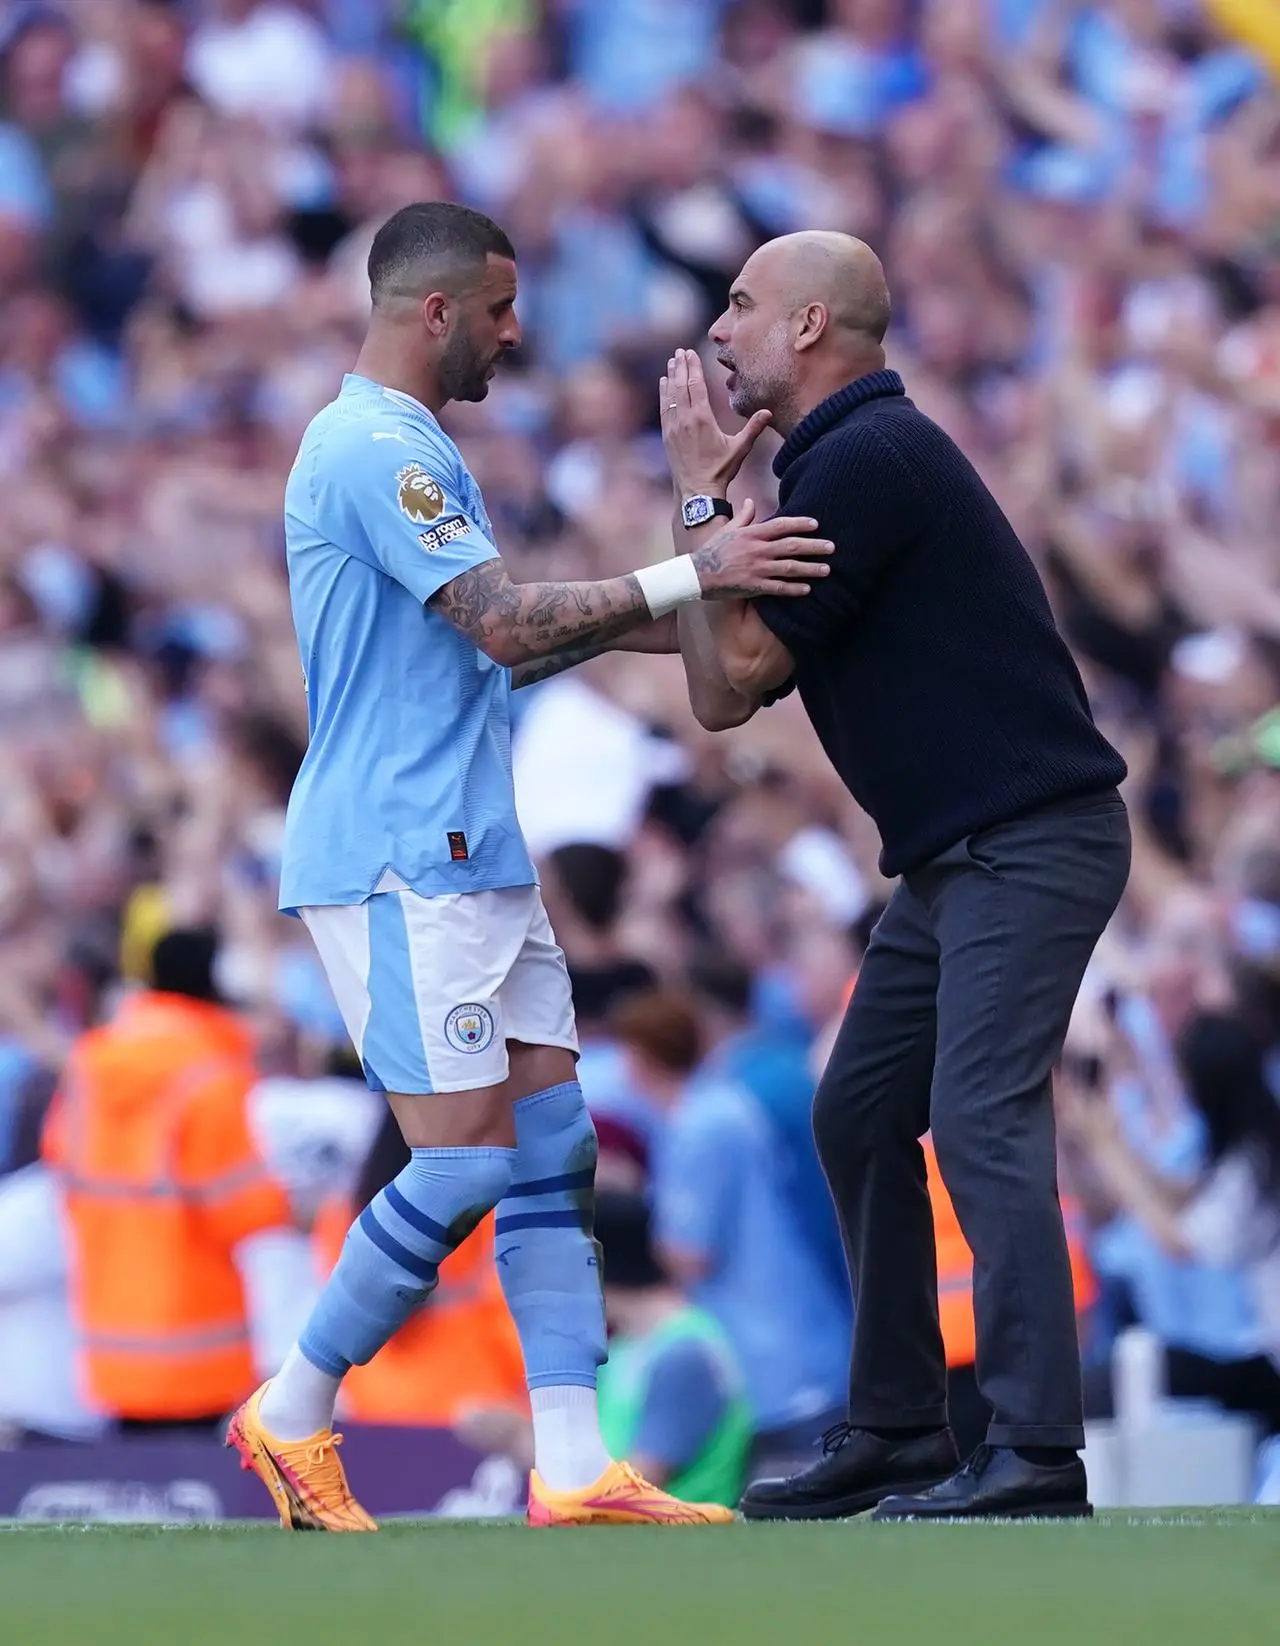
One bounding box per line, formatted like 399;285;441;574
813;792;1131;1449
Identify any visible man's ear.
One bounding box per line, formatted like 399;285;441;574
794;302;830;354
422;291;450;337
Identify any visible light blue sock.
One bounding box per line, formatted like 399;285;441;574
299;1146;515;1377
495;1081;607;1390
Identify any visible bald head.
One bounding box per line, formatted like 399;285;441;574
749;232;891;344
710;233;892;435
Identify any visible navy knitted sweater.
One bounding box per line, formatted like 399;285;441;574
754;371;1126;877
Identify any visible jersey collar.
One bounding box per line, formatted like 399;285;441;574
342;374;438;423
773;369;905;475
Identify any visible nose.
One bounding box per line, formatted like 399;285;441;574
708;311;729;345
502;314;523;350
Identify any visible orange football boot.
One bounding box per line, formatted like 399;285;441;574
528;1460;736;1526
225;1384;377;1532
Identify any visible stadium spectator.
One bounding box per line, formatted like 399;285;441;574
541;842;660;1157
0;1062;106;1445
686;948;850;1320
1061;1006;1280;1413
187;1;336;136
1058;895;1280;1435
612;988;849;1474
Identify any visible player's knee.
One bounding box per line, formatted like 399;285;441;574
308;1145;517;1372
399;1145;516;1236
510;1079;598;1183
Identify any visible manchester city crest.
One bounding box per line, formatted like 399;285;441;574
445;1002;496;1054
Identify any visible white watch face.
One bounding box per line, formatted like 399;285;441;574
684;496;714;526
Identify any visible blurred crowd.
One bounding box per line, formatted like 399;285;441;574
3;0;1280;1501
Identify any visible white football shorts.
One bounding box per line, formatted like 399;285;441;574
299;884;578;1094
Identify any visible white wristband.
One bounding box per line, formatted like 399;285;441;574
634;554;703;619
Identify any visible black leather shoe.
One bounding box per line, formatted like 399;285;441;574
872;1445;1092;1521
740;1424;960;1521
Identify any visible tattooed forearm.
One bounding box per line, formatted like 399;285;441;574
429;559;653;667
525;583;594;632
512;612;680;685
511;641;610;689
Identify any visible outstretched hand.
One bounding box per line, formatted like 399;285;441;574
659;347;771;498
690;497;832;599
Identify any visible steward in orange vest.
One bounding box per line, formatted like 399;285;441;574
43;930;292;1425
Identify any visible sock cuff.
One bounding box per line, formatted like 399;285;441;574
512;1080;584;1115
407;1145;518;1161
527;1371;599;1392
298;1333;349;1381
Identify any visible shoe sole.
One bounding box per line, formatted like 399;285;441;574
529;1502;737;1527
528;1512;737;1526
740;1474;955;1523
871;1500;1094;1523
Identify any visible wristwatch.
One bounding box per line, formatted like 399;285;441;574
681;495;733;530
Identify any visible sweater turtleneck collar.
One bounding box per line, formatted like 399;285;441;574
773;369;905;475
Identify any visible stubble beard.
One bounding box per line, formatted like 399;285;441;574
440;327;493;403
726;335;798;434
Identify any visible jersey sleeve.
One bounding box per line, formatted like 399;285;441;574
319;424;500;604
753;427;917;654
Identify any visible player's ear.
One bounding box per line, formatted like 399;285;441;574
794;302;829;354
423;291;450;337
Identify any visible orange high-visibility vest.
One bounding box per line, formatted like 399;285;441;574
43;992;291;1420
312;1202;528;1427
927;1137;1096;1367
837;976;1096;1366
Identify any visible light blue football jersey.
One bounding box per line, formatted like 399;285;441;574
279;374;536;913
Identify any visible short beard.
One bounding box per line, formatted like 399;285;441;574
726;330;799;434
439;326;492;403
729;371;799;437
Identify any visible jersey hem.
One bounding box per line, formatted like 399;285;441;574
279;863;538;918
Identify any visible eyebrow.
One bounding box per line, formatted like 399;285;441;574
729;286;752;304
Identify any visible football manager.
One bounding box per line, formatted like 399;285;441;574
661;231;1130;1522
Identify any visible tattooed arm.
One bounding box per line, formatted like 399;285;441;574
510;614;679;689
427;512;829;669
430;559;651;668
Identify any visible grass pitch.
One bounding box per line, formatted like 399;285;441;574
2;1513;1277;1646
